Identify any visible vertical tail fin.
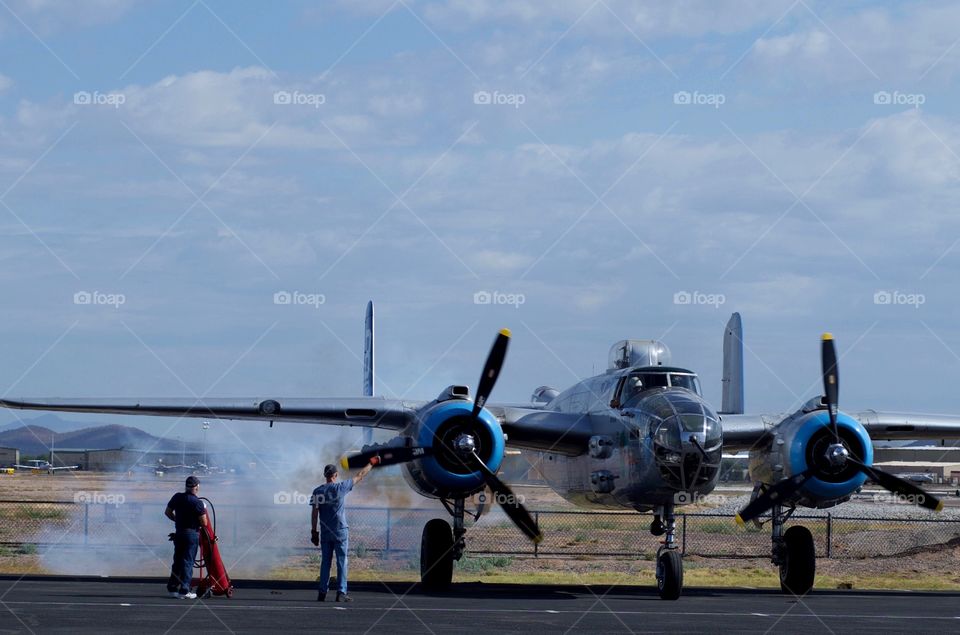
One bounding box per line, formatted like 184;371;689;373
363;301;374;397
720;312;744;415
362;301;375;446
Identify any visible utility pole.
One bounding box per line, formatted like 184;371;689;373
202;421;210;466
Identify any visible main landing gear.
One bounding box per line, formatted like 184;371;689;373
769;503;815;595
652;502;683;600
420;497;486;591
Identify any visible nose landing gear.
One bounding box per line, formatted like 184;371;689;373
652;502;683;600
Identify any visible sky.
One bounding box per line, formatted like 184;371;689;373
2;0;960;443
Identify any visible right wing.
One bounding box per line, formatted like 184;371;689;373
0;396;420;431
489;405;593;456
1;396;595;455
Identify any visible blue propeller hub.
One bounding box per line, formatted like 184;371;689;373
413;400;506;493
788;410;873;501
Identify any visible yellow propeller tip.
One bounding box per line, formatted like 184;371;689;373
499;328;512;337
339;456;349;470
822;332;834;341
533;534;543;545
936;501;945;513
734;513;745;527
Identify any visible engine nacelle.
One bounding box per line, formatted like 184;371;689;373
402;400;505;499
749;409;874;509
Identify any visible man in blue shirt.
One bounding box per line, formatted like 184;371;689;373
310;459;375;602
164;475;208;599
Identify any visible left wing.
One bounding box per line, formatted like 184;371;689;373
0;396;419;430
722;410;960;451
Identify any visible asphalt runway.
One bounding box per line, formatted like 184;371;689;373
1;576;959;634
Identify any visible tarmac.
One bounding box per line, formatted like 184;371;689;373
1;576;959;634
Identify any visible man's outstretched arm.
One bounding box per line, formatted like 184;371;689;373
352;460;377;485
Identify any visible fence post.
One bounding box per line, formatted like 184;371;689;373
681;514;687;556
83;503;89;546
534;512;539;558
385;508;391;553
826;513;832;558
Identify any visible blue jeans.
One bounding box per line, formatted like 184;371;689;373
167;529;199;594
319;535;349;594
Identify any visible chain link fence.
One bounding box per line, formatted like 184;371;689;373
3;500;960;562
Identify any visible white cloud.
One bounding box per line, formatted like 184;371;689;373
0;74;12;92
748;2;960;83
1;0;139;32
469;249;533;273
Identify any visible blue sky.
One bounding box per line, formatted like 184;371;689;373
1;0;960;442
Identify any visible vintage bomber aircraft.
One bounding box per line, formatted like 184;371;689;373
3;303;960;599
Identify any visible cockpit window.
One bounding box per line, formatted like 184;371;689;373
668;373;701;395
619;371;701;403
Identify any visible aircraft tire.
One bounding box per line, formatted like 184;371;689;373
656;550;683;600
420;518;454;591
779;525;815;595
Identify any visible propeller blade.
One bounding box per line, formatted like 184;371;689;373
340;446;431;470
472;328;511;419
847;457;944;512
821;333;840;437
735;470;813;525
470;451;542;543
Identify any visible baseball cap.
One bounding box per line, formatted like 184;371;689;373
323;464;337;478
185;475;200;488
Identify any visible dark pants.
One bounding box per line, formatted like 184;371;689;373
167;529;199;594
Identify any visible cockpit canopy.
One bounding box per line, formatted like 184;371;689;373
616;367;702;405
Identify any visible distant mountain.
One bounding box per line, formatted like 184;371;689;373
0;424;199;456
0;414;97;435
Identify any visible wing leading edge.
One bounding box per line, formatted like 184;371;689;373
0;396;418;430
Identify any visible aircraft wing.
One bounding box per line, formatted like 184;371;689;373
0;396;418;430
489;406;594;456
48;465;79;470
0;396;594;456
721;410;960;452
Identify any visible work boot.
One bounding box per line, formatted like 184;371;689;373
317;591;326;602
336;592;352;602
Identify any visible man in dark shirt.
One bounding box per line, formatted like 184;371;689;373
310;460;375;602
164;475;208;599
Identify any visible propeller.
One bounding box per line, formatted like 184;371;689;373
736;333;943;525
473;328;510;418
464;328;541;543
821;333;840;440
341;446;431;470
340;328;542;543
470;449;541;542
